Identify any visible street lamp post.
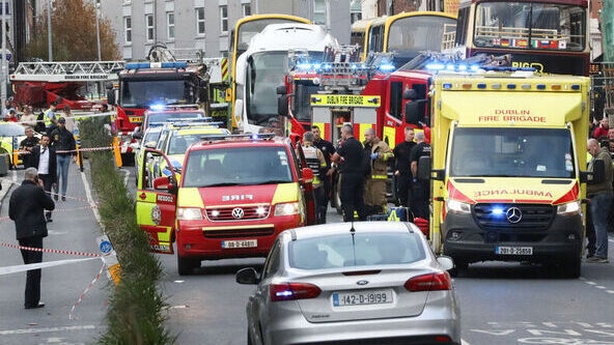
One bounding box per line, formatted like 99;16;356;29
95;1;101;61
47;0;53;62
1;0;8;115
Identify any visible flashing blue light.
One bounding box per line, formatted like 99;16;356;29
491;207;505;217
442;83;453;89
426;63;445;71
477;83;487;89
379;63;396;72
322;63;332;71
297;62;312;70
457;64;468;71
537;84;546;90
507;84;517;89
125;61;188;70
469;65;481;72
351;63;358;70
313;63;321;70
251;133;260;140
150;103;166;111
571;84;580;90
445;64;456;71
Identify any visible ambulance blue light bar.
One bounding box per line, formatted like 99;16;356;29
125;61;188;70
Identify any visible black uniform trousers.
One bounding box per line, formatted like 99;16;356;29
340;172;368;222
19;236;43;308
396;173;412;207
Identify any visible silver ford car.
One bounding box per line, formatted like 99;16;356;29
235;221;461;345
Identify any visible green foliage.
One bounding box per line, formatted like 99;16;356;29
25;0;120;61
80;118;175;345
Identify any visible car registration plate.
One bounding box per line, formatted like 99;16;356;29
495;246;533;255
332;289;393;307
221;239;257;249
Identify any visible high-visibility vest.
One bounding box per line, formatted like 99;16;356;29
43;109;54;127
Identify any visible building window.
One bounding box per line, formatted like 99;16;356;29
350;0;362;24
242;3;251;17
313;0;326;26
146;14;154;41
124;16;132;43
196;7;205;35
220;5;228;33
167;12;175;40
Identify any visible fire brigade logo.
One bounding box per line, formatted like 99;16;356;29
232;207;245;219
151;205;162;225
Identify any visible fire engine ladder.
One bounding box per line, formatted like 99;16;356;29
318;50;394;93
10;61;126;83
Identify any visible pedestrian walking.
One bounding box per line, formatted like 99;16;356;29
61;105;76;134
19;126;40;169
50;117;77;201
30;134;57;222
586;138;613;263
332;124;368;222
300;131;329;224
363;128;393;215
394;127;416;207
311;125;335;209
8;167;55;309
410;131;431;219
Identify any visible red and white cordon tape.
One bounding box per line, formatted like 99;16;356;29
0;240;115;320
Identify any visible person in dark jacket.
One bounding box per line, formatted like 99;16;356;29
50;117;77;201
30;134;58;222
19;126;40;169
9;167;55;309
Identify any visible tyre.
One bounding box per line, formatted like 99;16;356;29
121;152;135;166
177;256;200;276
561;257;581;279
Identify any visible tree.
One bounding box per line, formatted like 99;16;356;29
25;0;120;61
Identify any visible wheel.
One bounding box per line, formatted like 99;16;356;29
177;256;200;276
121;152;135;166
561;257;581;279
448;261;468;278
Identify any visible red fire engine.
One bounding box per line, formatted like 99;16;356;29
111;44;211;165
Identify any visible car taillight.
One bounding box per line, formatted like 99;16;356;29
269;283;321;302
404;272;452;292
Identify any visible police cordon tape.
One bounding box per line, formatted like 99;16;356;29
0;238;121;319
13;111;116;127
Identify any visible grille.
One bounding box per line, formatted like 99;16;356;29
205;205;271;221
473;203;555;231
203;228;275;238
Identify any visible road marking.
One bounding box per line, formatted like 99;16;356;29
0;325;98;335
580;277;614;295
80;170;101;224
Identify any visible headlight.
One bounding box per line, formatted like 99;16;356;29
274;202;300;216
446;198;471;214
556;201;581;216
177;207;203;220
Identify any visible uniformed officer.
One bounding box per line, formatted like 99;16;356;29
393;127;416;207
363;128;393;215
410;131;431;219
331;124;368;222
300;131;329;224
311;125;335;208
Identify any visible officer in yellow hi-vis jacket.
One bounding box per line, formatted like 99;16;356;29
300;131;329;224
363;127;393;215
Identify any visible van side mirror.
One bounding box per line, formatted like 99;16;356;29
405;102;422;125
278;94;289;116
276;85;287;95
153;176;178;195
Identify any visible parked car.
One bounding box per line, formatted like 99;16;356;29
236;221;460;345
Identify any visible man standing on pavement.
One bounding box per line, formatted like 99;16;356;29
363;128;393;215
410;131;431;219
586;138;613;263
300;131;329;224
311;125;335;209
30;134;57;222
19;126;40;169
9;167;55;309
50;117;77;201
332;124;368;222
393;127;416;207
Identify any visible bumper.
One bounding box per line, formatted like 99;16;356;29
442;212;584;264
176;214;302;260
263;303;460;345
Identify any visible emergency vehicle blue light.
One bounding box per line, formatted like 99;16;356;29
456;64;468;71
150;103;166;111
491;207;505;217
470;65;481;72
322;63;332;71
125;61;188;70
313;63;322;70
379;63;395;72
571;84;580;90
446;64;456;71
477;83;487;89
297;62;313;70
442;83;453;89
251;133;260;140
426;63;446;71
536;84;546;90
125;62;151;70
507;84;517;89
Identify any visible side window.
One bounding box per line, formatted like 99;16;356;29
389;81;403;120
262;240;281;279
